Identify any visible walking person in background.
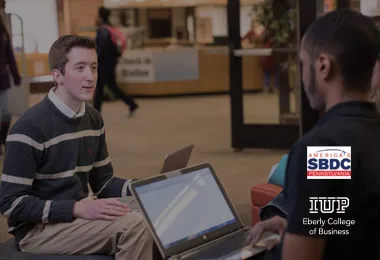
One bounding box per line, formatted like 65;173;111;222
0;14;21;154
242;23;279;93
93;6;139;116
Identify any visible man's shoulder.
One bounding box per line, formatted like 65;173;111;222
306;114;380;146
8;100;48;141
96;26;110;38
291;129;337;152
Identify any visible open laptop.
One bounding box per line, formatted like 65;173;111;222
119;145;194;210
160;145;194;174
129;163;274;260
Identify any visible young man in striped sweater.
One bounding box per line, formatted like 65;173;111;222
0;35;154;260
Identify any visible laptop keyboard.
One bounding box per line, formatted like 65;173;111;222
118;196;140;211
187;230;253;259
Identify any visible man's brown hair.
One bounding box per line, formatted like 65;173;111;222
48;35;96;75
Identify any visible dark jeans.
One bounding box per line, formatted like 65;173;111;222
263;69;279;90
259;191;287;221
94;64;137;112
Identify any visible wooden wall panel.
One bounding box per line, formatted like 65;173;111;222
69;0;103;34
58;0;103;36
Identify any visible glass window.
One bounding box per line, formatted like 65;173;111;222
5;0;59;54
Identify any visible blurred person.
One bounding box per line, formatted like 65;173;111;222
247;9;380;260
242;21;279;93
94;6;139;116
0;14;21;154
259;32;279;93
0;35;155;260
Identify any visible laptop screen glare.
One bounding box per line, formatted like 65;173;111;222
134;167;236;248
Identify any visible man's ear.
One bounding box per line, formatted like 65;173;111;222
52;69;63;85
316;53;333;81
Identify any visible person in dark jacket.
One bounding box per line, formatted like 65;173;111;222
248;9;380;260
93;7;139;116
0;14;21;154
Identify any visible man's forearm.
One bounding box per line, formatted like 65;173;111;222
0;191;76;223
96;177;135;198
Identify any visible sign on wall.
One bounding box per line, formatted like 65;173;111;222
116;51;155;83
116;48;199;83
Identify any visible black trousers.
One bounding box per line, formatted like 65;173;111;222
94;64;137;112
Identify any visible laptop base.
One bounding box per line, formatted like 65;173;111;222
173;228;266;260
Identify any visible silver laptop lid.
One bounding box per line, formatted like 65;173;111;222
130;163;243;258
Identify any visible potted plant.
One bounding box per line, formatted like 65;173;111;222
252;0;297;48
252;0;300;116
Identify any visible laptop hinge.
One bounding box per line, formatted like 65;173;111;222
169;227;248;260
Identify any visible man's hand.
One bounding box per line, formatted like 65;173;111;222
246;216;287;250
73;198;130;221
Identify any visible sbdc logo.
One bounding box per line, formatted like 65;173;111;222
307;146;351;179
309;197;349;214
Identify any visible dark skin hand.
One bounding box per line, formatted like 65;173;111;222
246;216;287;250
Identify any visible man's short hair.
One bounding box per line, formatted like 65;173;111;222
48;35;96;74
304;9;380;92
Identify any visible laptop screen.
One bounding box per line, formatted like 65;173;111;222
134;167;236;249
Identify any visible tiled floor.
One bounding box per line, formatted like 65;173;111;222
0;92;295;242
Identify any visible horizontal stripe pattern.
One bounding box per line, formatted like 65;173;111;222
2;159;109;183
95;177;114;196
6;134;44;151
45;128;105;149
8;223;27;233
0;97;125;240
2;195;30;218
93;156;111;168
42;201;52;224
6;127;105;151
1;174;34;186
35;165;93;180
121;179;132;197
35;157;110;180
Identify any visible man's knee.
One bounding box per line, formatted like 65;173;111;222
122;212;153;241
124;212;146;227
117;212;156;259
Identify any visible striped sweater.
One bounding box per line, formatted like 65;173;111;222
0;91;133;243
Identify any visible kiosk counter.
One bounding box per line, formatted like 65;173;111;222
14;47;265;96
116;46;264;96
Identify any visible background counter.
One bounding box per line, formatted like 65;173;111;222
15;47;266;96
117;47;264;96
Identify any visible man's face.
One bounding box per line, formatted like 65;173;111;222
54;47;98;103
299;39;326;110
